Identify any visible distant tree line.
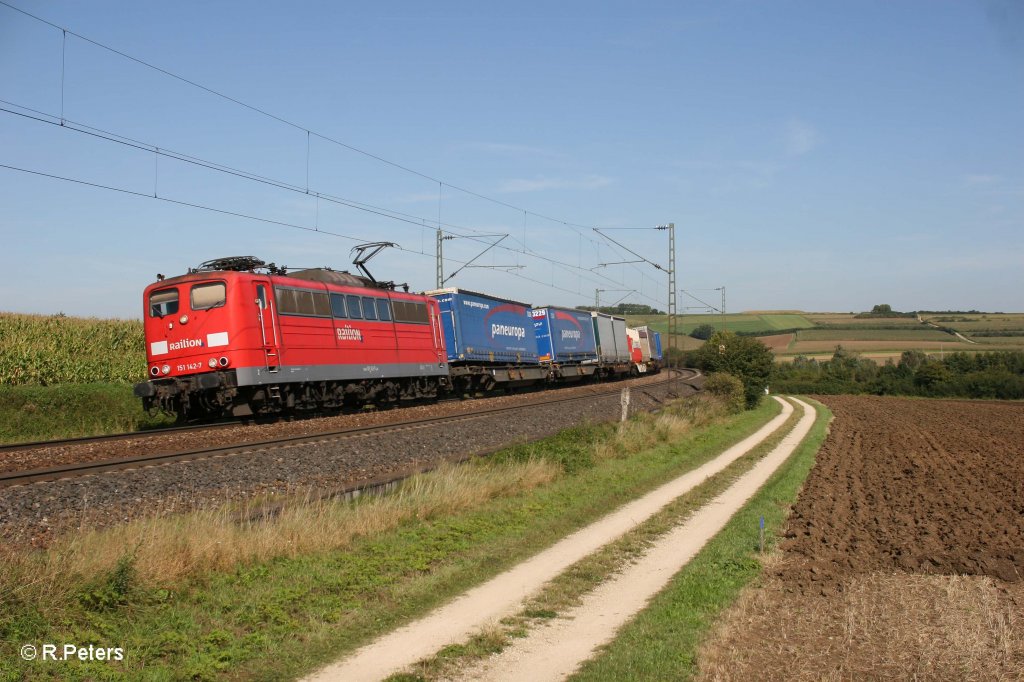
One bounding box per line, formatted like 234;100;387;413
852;304;1001;319
853;304;916;319
917;310;998;315
579;304;664;315
773;348;1024;399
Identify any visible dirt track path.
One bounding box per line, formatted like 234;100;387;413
449;398;817;681
304;397;802;682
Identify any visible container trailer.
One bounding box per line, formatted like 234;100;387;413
651;330;663;371
591;312;630;363
426;287;547;390
531;306;599;380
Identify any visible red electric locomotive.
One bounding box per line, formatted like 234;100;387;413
134;255;449;420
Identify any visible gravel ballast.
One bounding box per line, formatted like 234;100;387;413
1;374;696;547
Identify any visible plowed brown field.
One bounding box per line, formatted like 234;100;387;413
699;396;1024;680
783;395;1024;589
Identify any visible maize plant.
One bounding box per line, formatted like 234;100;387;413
0;312;147;386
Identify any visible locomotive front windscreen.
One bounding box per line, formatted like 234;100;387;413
149;288;179;317
191;282;227;310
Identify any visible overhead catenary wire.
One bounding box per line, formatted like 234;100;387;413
0;161;607;301
0;95;644;291
0;101;666;307
0;0;671;308
0;2;621;259
0;100;662;304
0;0;625;237
59;28;66;124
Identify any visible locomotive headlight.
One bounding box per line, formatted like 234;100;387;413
161;364;170;375
150;366;161;377
208;358;218;368
218;356;230;367
179;314;189;325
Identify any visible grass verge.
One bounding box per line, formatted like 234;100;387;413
0;384;173;444
0;395;780;681
568;398;830;681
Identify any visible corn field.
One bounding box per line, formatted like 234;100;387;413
0;312;146;385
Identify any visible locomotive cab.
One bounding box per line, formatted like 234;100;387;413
145;278;231;376
135;269;278;418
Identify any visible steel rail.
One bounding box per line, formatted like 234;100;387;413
0;369;698;488
0;370;691;453
241;368;702;524
0;421;240;454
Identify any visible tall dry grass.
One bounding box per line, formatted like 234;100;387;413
1;395;726;613
0;458;558;609
594;394;725;461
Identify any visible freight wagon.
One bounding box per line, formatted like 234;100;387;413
531;306;599;380
591;312;632;378
651;330;663;371
635;325;655;363
626;327;654;375
426;288;548;392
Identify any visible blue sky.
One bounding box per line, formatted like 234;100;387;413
1;0;1022;318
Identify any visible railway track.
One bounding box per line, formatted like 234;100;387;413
0;369;698;489
0;420;240;455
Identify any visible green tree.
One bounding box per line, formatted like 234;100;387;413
871;304;893;314
693;331;774;408
689;323;716;341
914;360;951;390
898;349;927;371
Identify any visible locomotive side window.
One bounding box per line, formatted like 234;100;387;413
256;285;267;309
393;300;429;325
330;293;346;318
150;288;179;317
295;290;317;316
377;299;392;322
191;282;226;310
275;288;297;314
346;295;363;319
275;287;331;317
362;297;378;321
312;291;331;317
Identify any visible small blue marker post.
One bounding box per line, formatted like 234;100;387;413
758;515;765;553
